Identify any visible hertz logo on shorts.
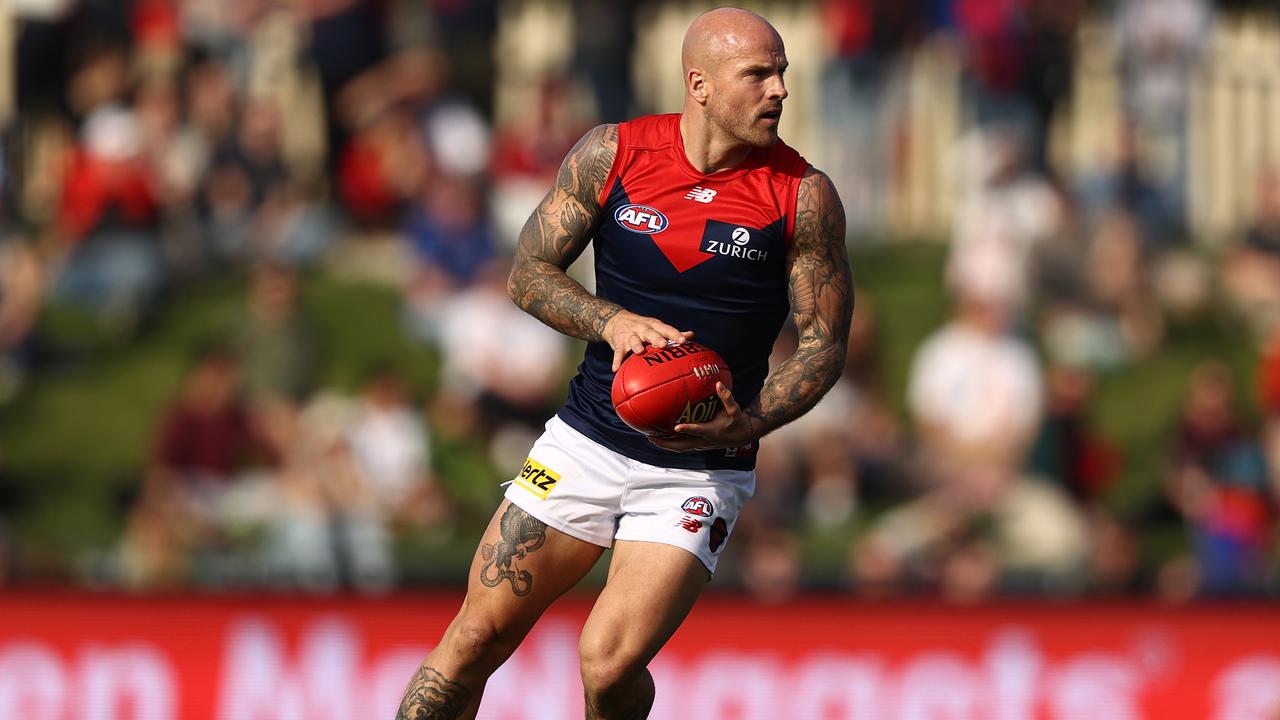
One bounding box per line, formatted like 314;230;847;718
514;458;560;500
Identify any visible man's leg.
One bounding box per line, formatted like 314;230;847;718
578;540;709;720
397;499;606;720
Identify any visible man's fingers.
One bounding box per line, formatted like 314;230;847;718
716;382;738;410
647;434;698;452
656;325;691;345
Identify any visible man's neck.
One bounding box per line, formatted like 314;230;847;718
679;113;752;175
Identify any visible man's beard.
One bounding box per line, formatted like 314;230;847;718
713;106;779;148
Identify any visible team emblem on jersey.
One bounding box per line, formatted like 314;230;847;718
615;204;669;234
681;496;714;517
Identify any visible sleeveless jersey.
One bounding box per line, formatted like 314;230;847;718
556;113;811;470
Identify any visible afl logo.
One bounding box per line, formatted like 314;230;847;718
615;204;669;234
681;496;714;518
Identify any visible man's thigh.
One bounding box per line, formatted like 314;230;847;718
402;501;605;720
579;540;709;672
459;499;606;633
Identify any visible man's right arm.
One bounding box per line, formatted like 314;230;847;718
507;124;689;370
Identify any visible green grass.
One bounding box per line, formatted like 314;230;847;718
0;272;447;560
849;241;952;416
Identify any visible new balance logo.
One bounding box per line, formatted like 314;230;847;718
684;186;717;204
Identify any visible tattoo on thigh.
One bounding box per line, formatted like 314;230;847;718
479;504;548;596
396;665;470;720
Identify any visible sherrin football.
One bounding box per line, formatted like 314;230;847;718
611;341;733;437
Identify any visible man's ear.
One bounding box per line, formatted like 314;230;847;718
688;67;709;105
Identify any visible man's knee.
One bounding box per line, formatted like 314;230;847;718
578;630;645;695
443;613;525;674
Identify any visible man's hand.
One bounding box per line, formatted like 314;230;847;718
647;382;755;452
602;310;694;371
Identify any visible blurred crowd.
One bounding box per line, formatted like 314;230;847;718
0;0;1277;601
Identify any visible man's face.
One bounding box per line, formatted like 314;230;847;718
705;38;789;148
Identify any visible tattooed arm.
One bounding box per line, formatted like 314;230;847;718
652;167;853;451
747;168;853;435
508;124;691;371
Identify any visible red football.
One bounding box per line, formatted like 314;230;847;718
611;341;733;436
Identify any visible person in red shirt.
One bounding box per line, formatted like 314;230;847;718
396;8;852;719
125;346;275;586
48;106;163;329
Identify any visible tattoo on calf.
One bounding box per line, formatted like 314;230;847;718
396;666;470;720
479;504;549;596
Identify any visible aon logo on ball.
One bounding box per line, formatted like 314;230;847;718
677;396;718;424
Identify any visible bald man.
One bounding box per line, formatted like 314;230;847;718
396;8;852;719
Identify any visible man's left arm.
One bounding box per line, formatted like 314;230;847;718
652;168;853;451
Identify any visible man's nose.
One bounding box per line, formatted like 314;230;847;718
768;76;788;101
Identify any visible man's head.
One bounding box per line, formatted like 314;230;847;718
682;8;788;148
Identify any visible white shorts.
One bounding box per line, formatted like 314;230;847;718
503;416;755;573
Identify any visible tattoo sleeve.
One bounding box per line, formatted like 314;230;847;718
507;124;623;342
746;169;854;436
396;665;471;720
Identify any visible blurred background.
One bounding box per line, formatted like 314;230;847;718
1;0;1280;609
6;1;1280;717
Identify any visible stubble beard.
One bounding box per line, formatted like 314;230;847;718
710;104;778;149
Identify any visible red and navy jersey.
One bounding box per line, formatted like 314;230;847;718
557;113;810;470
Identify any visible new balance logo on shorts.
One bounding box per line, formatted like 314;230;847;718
676;516;703;533
684;186;717;203
514;458;560;499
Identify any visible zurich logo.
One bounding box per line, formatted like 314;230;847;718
615;204;669;234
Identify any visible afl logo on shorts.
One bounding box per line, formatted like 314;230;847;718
615;204;669;234
681;496;714;518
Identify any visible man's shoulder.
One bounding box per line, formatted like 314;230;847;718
766;138;812;181
617;113;679;149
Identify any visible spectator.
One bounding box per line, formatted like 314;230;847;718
199;98;290;264
819;0;923;232
0;236;43;401
231;260;315;461
47;104;164;332
1114;0;1210;231
947;124;1065;317
571;0;637;123
1030;363;1122;506
490;75;591;247
952;0;1032;130
1086;209;1165;355
122;345;277;587
402;175;501;340
851;291;1088;598
1164;361;1275;597
431;257;569;469
264;366;447;592
1224;169;1280;342
753;294;903;532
